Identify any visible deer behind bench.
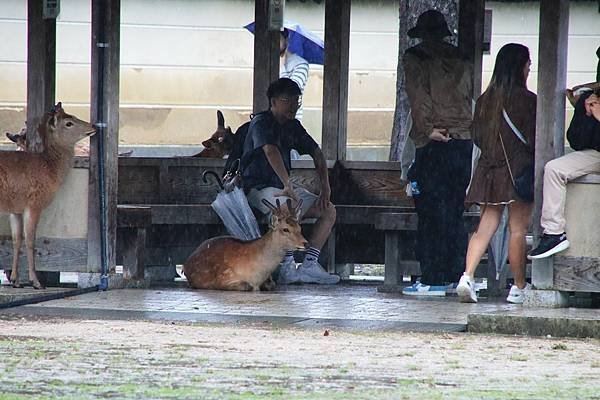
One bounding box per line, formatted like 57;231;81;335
183;199;308;291
0;102;95;289
192;110;235;158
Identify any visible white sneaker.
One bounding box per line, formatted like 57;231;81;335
297;258;340;284
506;283;532;304
277;258;300;285
456;274;478;303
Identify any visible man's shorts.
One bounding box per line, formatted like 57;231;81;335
247;186;318;218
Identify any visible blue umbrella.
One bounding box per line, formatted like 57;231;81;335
244;20;325;65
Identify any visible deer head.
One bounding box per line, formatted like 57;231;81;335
198;110;235;158
6;125;27;151
262;198;308;251
42;102;96;149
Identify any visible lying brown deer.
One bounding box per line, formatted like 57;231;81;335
183;199;308;291
192;110;235;158
0;103;95;289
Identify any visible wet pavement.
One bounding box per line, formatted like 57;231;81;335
2;283;520;332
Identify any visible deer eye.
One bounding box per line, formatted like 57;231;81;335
66;121;73;127
283;228;290;233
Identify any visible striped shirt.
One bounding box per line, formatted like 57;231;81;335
280;51;309;121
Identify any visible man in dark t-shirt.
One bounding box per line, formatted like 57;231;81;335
241;78;339;285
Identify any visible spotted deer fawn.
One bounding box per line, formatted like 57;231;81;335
0;103;95;289
192;110;235;158
183;199;308;291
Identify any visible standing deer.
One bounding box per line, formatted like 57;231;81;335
0;103;95;289
192;110;235;158
5;123;97;157
183;199;308;291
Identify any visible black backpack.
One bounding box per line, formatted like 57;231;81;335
223;121;251;177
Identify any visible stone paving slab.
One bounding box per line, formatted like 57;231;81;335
2;284;520;333
469;307;600;339
0;284;83;308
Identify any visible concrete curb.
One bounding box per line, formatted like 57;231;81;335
468;311;600;339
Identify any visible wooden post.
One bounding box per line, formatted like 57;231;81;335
88;0;120;275
322;0;351;161
458;0;485;99
253;0;280;113
26;0;56;152
531;0;569;290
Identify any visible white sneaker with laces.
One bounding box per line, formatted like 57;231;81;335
297;258;340;284
506;283;532;304
277;258;300;285
456;274;478;303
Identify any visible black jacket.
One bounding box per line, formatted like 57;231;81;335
567;91;600;152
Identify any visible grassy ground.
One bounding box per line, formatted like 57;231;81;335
0;316;598;400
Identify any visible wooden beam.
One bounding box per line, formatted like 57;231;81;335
532;0;569;289
458;0;485;98
88;0;121;273
322;0;351;161
26;0;56;152
252;0;280;113
0;237;90;272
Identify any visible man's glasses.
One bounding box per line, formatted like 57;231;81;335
277;96;302;110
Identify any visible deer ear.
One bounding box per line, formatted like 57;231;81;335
49;115;58;129
269;214;279;229
217;110;225;128
295;199;303;219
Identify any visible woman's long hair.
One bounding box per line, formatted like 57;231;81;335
477;43;530;134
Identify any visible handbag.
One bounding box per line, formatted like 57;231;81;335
499;109;534;202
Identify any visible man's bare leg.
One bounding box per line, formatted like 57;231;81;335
303;203;336;250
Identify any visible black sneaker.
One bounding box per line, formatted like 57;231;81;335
527;233;570;260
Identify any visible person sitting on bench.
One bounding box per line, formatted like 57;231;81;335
241;78;340;285
528;84;600;259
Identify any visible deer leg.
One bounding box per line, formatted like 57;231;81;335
23;208;45;290
225;281;254;291
260;276;276;291
9;214;23;288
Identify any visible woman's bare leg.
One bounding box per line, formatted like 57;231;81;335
507;201;534;289
464;205;503;277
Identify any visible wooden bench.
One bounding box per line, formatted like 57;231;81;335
117;205;151;280
116;157;413;281
550;173;600;294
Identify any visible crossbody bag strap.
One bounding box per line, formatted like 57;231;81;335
502;108;527;144
498;127;516;188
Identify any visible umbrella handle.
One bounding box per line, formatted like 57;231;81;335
202;170;224;190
